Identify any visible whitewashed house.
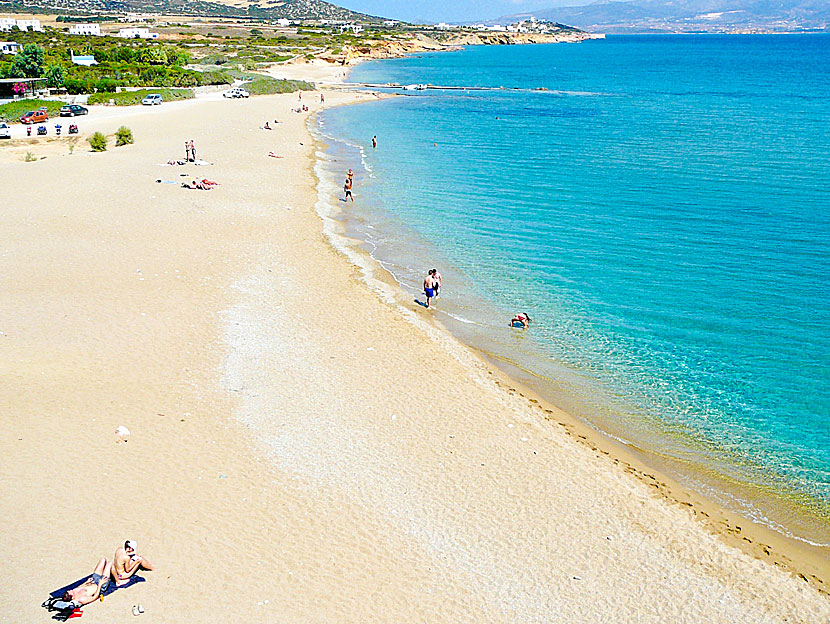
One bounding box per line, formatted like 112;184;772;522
15;19;43;32
0;18;43;32
117;27;158;39
70;52;98;66
69;23;102;36
0;41;20;54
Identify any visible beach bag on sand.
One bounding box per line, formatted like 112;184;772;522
41;597;80;620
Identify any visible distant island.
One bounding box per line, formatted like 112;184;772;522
493;0;830;34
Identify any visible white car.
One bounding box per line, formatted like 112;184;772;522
141;94;163;106
223;88;250;99
0;123;10;139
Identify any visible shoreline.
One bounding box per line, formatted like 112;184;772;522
309;80;830;593
1;60;828;622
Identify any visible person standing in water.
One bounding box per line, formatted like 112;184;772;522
344;175;354;202
372;135;377;149
424;271;438;309
431;268;442;298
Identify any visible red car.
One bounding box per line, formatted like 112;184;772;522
20;109;48;124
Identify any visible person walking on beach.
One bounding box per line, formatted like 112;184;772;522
344;175;354;202
320;93;325;103
372;135;377;149
190;139;197;162
184;140;190;162
424;271;438;309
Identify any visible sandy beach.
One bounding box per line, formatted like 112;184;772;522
1;62;828;623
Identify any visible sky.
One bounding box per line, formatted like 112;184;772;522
336;0;593;24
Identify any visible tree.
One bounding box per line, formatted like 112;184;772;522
10;44;45;78
44;64;66;89
139;46;168;65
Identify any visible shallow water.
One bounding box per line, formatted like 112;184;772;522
316;35;830;545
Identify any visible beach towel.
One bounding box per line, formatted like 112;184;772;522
43;575;145;619
49;573;145;599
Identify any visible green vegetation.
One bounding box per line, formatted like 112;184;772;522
0;33;233;94
87;88;194;106
243;77;312;95
24;151;36;162
88;131;107;152
115;125;134;147
0;99;62;122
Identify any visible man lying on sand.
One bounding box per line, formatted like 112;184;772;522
60;558;112;607
113;539;154;586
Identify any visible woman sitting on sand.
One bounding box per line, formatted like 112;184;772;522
510;312;531;330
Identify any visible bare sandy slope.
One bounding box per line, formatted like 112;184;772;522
0;89;827;624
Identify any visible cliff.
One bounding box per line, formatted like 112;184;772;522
325;31;605;65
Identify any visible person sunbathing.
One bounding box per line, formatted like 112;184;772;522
113;540;155;586
59;558;112;607
182;180;210;190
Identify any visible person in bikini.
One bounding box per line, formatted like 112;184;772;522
60;558;112;607
112;540;155;586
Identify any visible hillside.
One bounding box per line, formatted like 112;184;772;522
497;0;830;33
0;0;381;22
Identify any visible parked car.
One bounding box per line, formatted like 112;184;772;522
0;123;10;139
141;94;163;106
20;109;48;124
223;87;250;99
60;104;89;117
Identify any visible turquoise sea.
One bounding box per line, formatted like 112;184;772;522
315;35;830;546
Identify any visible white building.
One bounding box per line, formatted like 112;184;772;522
275;18;290;27
69;23;102;36
117;27;158;39
340;24;363;34
0;41;21;54
15;19;43;32
70;52;97;66
0;18;43;32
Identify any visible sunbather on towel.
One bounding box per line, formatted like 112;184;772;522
113;540;155;586
60;558;112;607
182;180;209;190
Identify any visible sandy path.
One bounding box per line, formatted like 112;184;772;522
0;87;827;623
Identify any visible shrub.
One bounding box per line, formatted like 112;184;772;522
115;125;133;147
87;88;195;106
88;131;107;152
24;151;36;162
243;77;313;96
0;99;62;122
